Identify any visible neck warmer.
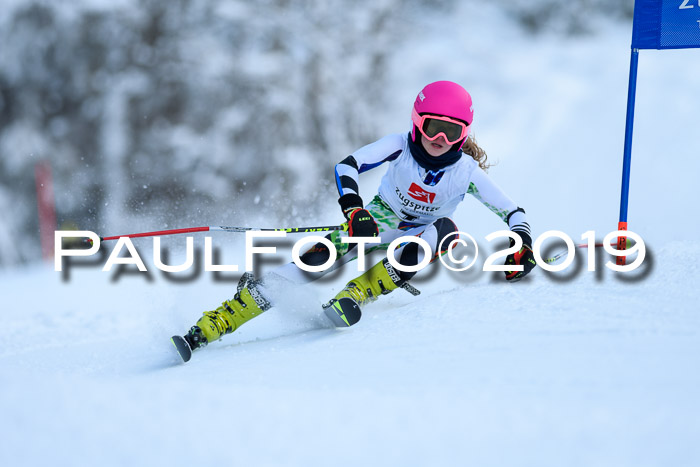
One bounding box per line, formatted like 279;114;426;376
407;132;463;171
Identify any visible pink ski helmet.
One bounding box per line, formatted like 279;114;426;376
411;80;474;150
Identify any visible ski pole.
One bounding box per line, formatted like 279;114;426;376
543;238;633;264
90;223;347;243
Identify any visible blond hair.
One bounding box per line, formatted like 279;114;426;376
462;135;490;171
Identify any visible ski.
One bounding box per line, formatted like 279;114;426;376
171;335;193;363
323;297;362;327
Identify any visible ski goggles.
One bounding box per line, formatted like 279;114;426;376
411;109;470;145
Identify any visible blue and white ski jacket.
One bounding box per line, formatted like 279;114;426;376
334;132;531;242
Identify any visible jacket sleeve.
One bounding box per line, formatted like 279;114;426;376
334;134;404;197
467;166;532;245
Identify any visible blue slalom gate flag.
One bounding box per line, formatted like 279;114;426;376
617;1;700;264
632;0;700;49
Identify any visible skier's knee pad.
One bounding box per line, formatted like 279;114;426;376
298;239;333;266
433;217;459;256
395;217;458;280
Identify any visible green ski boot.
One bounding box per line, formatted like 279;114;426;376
323;258;420;327
172;273;271;362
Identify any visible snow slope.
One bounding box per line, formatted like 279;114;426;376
2;3;700;467
2;241;699;467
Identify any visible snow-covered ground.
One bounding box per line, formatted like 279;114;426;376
2;3;700;467
3;240;699;467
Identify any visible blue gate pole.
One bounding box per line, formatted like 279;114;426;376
617;48;640;264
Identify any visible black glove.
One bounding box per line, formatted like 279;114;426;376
504;234;536;282
338;193;379;238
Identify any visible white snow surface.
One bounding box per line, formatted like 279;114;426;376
2;4;700;467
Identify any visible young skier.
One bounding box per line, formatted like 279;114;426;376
172;80;536;361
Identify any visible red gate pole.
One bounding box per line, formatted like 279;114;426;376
35;161;57;262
